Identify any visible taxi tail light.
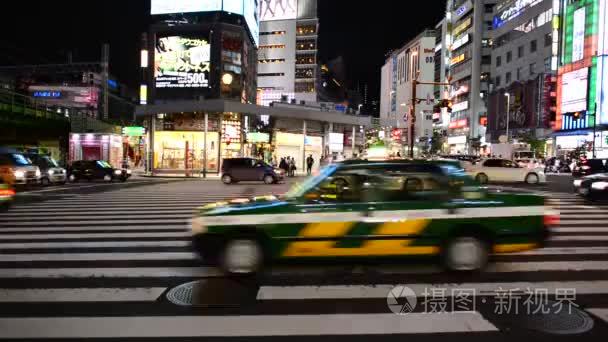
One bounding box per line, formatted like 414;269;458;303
544;212;559;226
0;189;15;196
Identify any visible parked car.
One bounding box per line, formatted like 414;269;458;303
25;153;67;185
221;158;284;185
192;160;552;275
0;149;41;185
572;159;608;178
68;160;131;183
573;173;608;201
467;158;546;184
0;181;15;211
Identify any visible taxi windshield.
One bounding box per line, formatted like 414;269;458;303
10;154;32;166
285;164;339;199
96;161;113;169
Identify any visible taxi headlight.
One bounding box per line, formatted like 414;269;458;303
48;170;55;175
573;179;582;187
13;170;25;179
126;169;132;175
191;217;207;234
114;170;122;176
35;169;41;177
591;181;608;191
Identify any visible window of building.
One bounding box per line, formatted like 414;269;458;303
529;62;536;75
506;51;512;62
296;40;316;50
485;21;493;30
484;4;494;13
296;54;316;64
544;57;552;71
517;67;523;80
295;82;315;93
295;68;315;79
258;44;286;49
495;75;501;86
258;73;285;77
481;55;491;65
481;39;493;48
545;33;552;46
258;58;285;63
260;31;286;36
506;72;512;84
530;40;537;53
296;25;316;36
496;56;502;67
518;45;524;58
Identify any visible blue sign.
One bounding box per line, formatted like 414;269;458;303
108;79;118;89
33;91;62;98
334;104;347;112
456;5;467;17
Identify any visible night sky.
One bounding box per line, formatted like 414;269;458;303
1;0;446;101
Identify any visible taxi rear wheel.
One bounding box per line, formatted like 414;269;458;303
263;175;275;185
220;239;263;275
222;174;233;184
442;236;489;272
525;173;539;184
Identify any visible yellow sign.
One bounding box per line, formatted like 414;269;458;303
451;54;466;65
453;17;472;37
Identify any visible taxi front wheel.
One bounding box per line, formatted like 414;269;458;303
220;239;263;275
442;236;489;272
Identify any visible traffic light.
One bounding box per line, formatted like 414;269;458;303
573;111;583;120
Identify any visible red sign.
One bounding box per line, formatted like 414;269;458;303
391;128;403;141
479;117;488;126
448;119;468;129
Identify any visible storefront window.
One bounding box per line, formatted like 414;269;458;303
154;131;219;172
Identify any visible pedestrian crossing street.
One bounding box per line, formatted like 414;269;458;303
1;181;608;339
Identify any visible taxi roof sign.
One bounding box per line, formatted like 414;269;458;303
122;126;146;136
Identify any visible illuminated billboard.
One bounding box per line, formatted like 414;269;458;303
572;7;586;62
150;1;259;46
155;36;211;89
151;0;221;15
561;68;589;113
259;0;298;21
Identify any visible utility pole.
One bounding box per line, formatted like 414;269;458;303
101;44;110;120
592;102;598;158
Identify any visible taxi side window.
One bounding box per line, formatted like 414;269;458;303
308;170;369;203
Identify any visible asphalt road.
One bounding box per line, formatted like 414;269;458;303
1;175;607;340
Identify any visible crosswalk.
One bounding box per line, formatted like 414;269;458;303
1;181;608;339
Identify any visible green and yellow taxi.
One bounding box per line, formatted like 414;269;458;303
0;181;15;211
191;160;553;274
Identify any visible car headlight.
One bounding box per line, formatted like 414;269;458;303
191;217;207;234
573;179;582;187
13;170;25;179
591;181;608;191
126;169;132;175
114;170;122;175
48;170;55;175
35;169;41;177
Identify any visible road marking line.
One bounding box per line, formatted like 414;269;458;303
0;288;166;302
0;241;191;249
0;267;221;278
0;313;498;338
257;281;608;300
0;225;188;233
0;252;197;262
0;232;189;240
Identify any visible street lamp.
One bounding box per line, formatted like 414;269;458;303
504;93;511;142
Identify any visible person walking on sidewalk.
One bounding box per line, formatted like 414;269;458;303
306;154;314;175
289;157;296;177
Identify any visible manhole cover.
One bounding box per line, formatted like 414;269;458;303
494;300;594;335
166;279;259;307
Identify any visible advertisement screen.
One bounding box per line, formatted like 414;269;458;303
259;0;298;21
561;68;588;113
572;7;586;62
151;0;221;15
155;36;211;89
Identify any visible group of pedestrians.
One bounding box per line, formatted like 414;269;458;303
277;155;316;176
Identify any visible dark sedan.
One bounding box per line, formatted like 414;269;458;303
68;160;131;183
572;158;608;178
573;173;608;201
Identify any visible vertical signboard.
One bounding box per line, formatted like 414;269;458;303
572;7;586;62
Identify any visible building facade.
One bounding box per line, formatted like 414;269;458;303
432;18;452;142
380;30;437;155
257;0;319;106
447;0;498;154
553;0;608;158
487;0;556;145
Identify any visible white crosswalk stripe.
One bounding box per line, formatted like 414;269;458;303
1;182;608;339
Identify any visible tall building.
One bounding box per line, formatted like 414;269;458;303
553;0;608;158
380;30;437;155
145;1;260;104
447;0;498;154
487;0;556;147
432;18;452;139
256;0;319;106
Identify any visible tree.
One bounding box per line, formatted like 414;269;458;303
429;131;445;155
520;133;546;158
